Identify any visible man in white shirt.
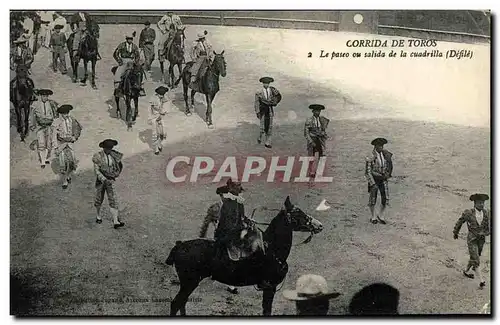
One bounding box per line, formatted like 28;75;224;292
453;193;491;288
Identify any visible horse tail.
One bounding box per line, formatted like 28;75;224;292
165;240;182;265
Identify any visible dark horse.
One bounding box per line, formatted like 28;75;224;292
111;62;145;131
174;51;226;128
10;64;36;142
67;22;100;89
165;196;324;316
164;27;186;88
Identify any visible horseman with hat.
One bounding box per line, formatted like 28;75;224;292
52;104;82;189
365;137;393;224
254;76;282;148
189;31;213;86
10;33;34;71
304;104;330;176
157;11;183;73
29;89;59;168
453;193;491;288
112;32;145;97
139;21;156;72
92;139;125;229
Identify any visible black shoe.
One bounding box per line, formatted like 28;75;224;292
41;165;46;169
370;219;378;224
480;281;486;288
463;271;474;279
114;222;125;229
45;160;50;165
265;144;272;149
154;151;160;155
62;184;68;189
96;219;102;224
377;216;387;224
67;177;72;184
226;287;238;294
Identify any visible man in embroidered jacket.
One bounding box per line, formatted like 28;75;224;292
148;86;169;155
113;34;145;95
52;104;82;189
10;35;34;71
304;104;330;177
93;139;125;229
365;137;393;224
157;12;183;67
139;21;156;71
255;76;282;148
190;32;213;84
49;24;67;74
453;193;491;288
29;89;59;168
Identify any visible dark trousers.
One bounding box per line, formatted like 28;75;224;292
52;46;67;73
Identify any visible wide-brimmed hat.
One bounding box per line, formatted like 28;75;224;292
309;104;325;111
155;86;169;96
38;89;53;96
197;31;207;39
126;31;136;39
371;137;388;146
57;104;73;114
348;283;399;315
470;193;489;202
99;139;118;149
259;76;274;84
216;185;229;195
54;24;64;30
283;274;341;301
144;21;151;26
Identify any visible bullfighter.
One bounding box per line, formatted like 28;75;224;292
254;76;282;148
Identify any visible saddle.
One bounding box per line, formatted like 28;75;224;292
226;225;266;262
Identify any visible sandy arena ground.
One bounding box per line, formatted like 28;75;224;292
10;24;490;315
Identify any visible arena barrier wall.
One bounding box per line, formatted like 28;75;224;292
58;10;490;44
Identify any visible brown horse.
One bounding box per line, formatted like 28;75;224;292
10;64;36;142
164;27;186;87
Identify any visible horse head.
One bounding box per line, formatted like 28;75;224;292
123;62;144;95
212;50;227;77
280;196;323;235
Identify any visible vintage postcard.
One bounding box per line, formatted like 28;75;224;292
9;10;491;316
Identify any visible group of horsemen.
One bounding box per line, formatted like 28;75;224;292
10;11;214;92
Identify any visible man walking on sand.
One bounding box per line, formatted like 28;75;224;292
453;193;491;289
365;137;393;224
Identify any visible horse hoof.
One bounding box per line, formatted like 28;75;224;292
207;124;214;129
92;85;97;89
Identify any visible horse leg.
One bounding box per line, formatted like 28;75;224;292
91;59;97;89
160;61;165;78
15;104;22;135
167;64;173;88
183;77;191;116
125;96;133;130
115;95;122;120
262;287;277;316
81;59;88;85
133;96;139;119
170;279;200;316
72;56;78;83
206;94;214;128
190;90;196;110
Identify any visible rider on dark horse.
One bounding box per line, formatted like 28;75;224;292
112;33;146;97
10;34;34;72
189;31;213;87
70;12;101;60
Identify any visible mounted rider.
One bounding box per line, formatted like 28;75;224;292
157;11;183;63
10;33;34;71
190;31;214;85
112;32;146;97
214;179;264;261
70;11;101;60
